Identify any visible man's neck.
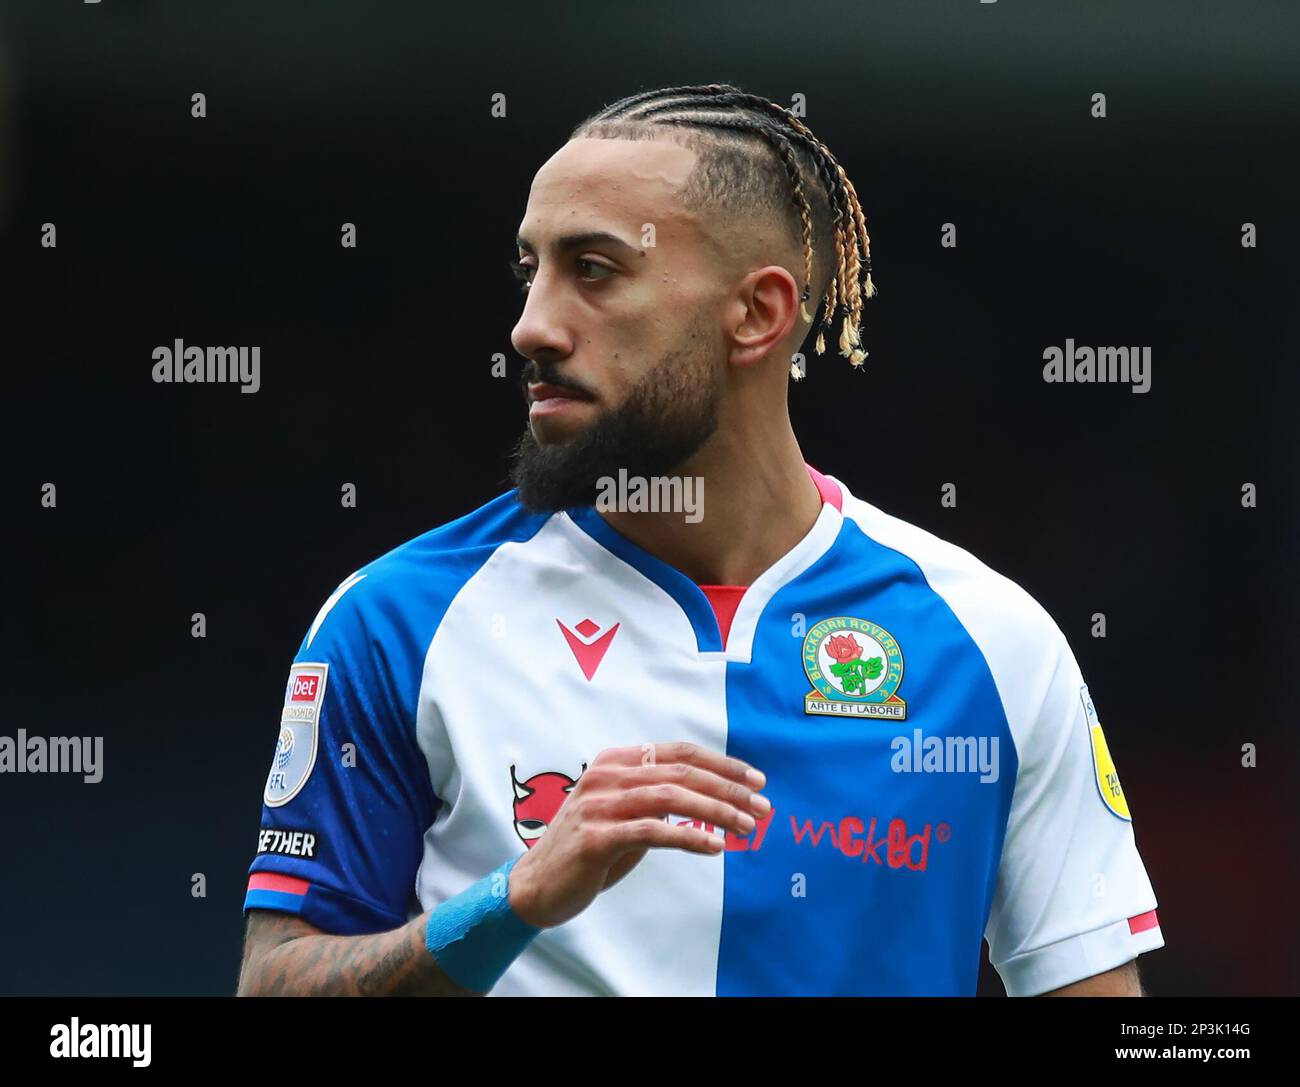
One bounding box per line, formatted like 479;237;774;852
598;423;823;586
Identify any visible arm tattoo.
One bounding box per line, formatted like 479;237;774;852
236;910;479;997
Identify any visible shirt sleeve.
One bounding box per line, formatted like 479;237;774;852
985;630;1164;996
242;571;439;935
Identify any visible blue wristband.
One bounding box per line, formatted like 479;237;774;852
425;856;540;993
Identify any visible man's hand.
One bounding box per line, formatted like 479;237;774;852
237;740;768;995
507;741;769;929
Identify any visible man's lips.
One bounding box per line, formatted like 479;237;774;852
527;382;592;403
527;382;595;418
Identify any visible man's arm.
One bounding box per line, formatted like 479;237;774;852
236;909;478;997
1041;959;1144;997
237;743;768;996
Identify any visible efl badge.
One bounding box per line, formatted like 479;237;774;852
1081;685;1131;821
803;616;906;719
264;662;328;807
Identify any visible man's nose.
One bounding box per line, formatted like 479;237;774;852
510;271;574;361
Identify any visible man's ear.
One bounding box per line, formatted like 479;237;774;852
727;265;801;370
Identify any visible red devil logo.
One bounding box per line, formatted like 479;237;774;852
511;763;586;848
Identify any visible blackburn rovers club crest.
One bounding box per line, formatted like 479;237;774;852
802;616;906;719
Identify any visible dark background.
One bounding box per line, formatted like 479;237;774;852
2;0;1296;996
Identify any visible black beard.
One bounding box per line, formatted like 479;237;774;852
509;350;719;513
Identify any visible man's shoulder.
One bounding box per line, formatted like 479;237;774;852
300;490;555;651
363;488;553;582
831;476;1066;660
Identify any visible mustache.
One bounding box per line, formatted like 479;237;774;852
519;361;595;401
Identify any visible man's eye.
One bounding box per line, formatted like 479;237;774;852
507;257;614;294
507;258;533;293
575;258;615;281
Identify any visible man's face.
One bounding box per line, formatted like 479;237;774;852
508;137;727;511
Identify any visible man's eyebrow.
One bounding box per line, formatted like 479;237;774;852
515;230;641;256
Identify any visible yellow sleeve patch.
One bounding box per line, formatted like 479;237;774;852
1081;686;1131;821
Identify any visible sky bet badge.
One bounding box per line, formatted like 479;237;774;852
803;617;906;719
264;662;328;807
1081;684;1131;821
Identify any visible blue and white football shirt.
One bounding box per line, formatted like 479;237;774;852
244;466;1164;996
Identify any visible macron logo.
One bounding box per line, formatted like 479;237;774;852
557;618;620;681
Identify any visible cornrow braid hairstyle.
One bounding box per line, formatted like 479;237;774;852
571;84;877;375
